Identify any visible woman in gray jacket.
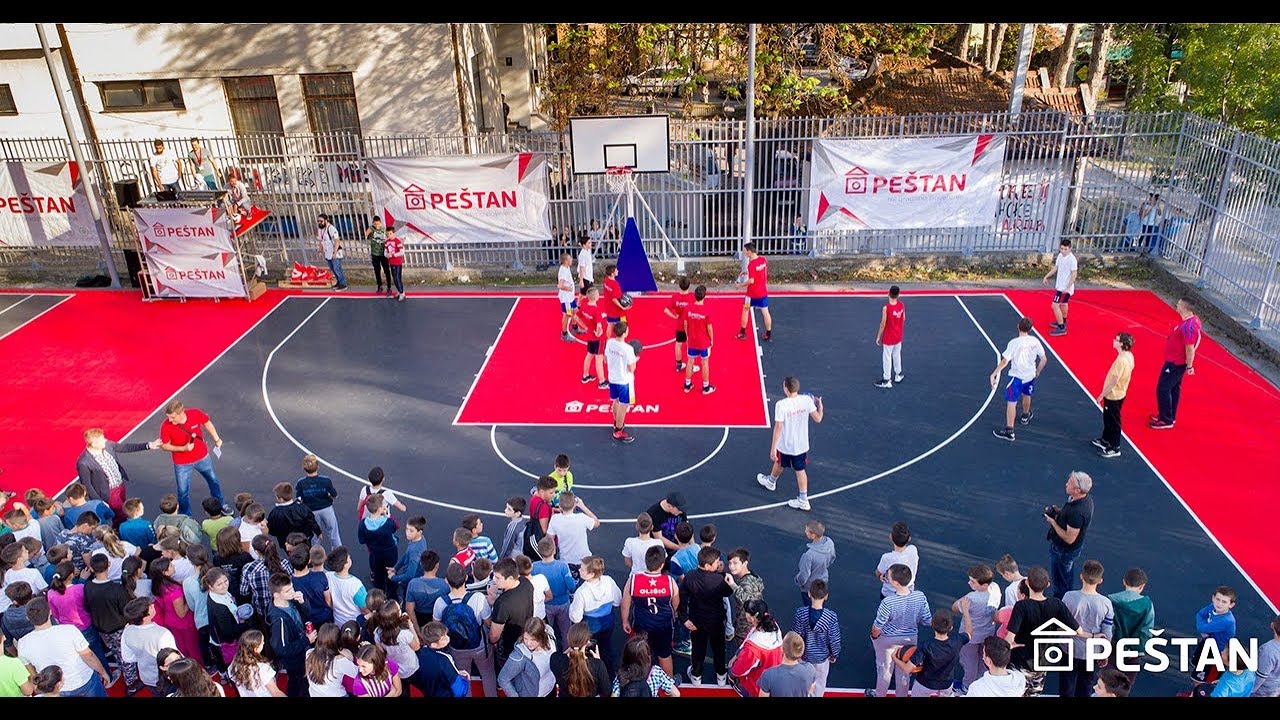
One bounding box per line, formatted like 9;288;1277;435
497;617;557;697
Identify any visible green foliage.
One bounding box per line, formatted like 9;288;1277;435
1121;26;1178;112
1179;23;1280;137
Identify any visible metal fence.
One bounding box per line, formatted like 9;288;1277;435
2;108;1279;329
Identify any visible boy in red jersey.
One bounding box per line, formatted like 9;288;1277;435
684;286;716;395
664;276;695;372
737;242;772;342
874;285;906;388
600;264;627;334
573;286;609;389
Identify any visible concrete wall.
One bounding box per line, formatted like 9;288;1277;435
0;23;479;142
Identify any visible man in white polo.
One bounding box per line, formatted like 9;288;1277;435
757;376;824;511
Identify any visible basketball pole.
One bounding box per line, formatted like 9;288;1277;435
740;22;757;274
603;170;685;275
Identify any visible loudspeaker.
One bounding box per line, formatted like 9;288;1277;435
113;179;141;208
122;249;143;289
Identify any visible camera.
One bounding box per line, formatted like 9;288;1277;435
1044;505;1059;517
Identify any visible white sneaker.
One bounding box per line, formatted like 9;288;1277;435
686;667;702;686
894;373;905;383
787;497;812;511
756;473;777;492
716;673;729;687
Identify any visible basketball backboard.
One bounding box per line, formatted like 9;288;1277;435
569;115;670;174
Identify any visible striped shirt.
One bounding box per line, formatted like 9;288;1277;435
793;605;843;663
469;536;498;563
874;590;932;637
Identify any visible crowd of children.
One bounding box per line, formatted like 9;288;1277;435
2;441;1279;700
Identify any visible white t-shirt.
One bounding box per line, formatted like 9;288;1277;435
326;572;366;625
17;625;94;691
528;573;550;619
547;513;594;565
1003;578;1023;608
604;338;637;385
432;590;492;624
121;622;178;687
532;641;557;697
876;545;920;597
240;523;263;560
306;651;358;696
150;150;180;185
91;543;140;582
358;487;400;517
577;247;594;283
171;556;194;583
964;669;1027;697
557;265;576;303
234;661;279;697
773;394;818;456
319;224;340;260
621;536;666;577
1054;252;1078;294
10;523;41;545
375;627;419;678
1;568;49;611
1002;335;1046;382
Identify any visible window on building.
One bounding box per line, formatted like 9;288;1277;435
0;84;16;115
98;79;184;111
301;73;361;136
224;76;284;136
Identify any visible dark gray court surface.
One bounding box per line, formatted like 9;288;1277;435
110;293;1274;696
0;293;70;339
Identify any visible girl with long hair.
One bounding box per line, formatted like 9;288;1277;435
182;543;217;672
122;555;148;598
167;657;226;697
549;621;610;697
148;556;201;660
370;600;420;687
228;629;285;697
337;619;363;658
498;616;557;697
90;526;139;581
212;525;252;604
345;642;402;697
46;559;111;670
306;622;358;697
613;632;680;697
203;567;253;668
728;598;784;697
154;647;183;697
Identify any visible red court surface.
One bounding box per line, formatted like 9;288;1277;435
0;291;285;499
454;295;769;427
1006;288;1280;609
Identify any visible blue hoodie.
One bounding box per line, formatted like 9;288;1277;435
1195;603;1236;653
358;514;399;554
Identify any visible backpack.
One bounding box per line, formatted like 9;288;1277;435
441;591;483;651
523;497;549;557
356;487;385;521
619;677;652;697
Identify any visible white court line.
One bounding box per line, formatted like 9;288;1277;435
48;295;295;501
457;422;768;429
999;293;1279;614
490;425;730;489
688;297;1000;520
261;297;513;518
0;295;31;316
751;304;771;426
0;294;74;343
451;298;520;425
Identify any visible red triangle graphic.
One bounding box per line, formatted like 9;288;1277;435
973;134;995;166
517;153;532;182
68;162;81;189
817;192;830;221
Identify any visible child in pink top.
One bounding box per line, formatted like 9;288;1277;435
150;556;201;660
46;560;110;670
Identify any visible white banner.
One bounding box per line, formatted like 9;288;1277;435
136;207;245;298
809;135;1007;230
367;154;550;243
0;162;98;247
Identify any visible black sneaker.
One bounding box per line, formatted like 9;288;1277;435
561;332;574;343
675;361;685;372
582;374;596;384
762;332;772;342
735;331;747;340
1099;447;1121;458
597;380;609;390
375;286;384;295
683;381;693;393
1050;327;1067;336
993;428;1016;442
702;385;716;395
1090;438;1107;450
1019;411;1034;425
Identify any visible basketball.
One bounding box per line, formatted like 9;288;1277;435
628;339;643;356
618;293;634;309
895;645;922;672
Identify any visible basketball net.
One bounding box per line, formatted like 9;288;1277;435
602;165;684;273
605;165;633;195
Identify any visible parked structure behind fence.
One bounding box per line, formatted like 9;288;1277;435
2;108;1278;330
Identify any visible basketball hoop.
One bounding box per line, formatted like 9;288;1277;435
605;166;634;194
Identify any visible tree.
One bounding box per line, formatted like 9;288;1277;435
985;24;1007;72
1180;23;1280;136
1052;24;1082;87
1085;23;1112;104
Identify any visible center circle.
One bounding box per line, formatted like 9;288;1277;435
490;424;729;489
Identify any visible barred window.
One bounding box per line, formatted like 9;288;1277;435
99;79;184;111
302;73;362;136
224;76;284;135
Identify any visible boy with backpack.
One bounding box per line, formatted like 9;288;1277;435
433;562;495;697
357;466;406;520
357;494;399;593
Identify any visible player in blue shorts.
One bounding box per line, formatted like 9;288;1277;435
989;317;1048;442
737;242;772;342
604;321;639;443
557;252;580;342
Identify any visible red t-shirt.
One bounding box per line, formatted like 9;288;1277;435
601;277;623;314
1163;315;1201;364
685;304;713;349
451;547;476;570
746;256;768;299
384;236;404;266
160;408;210;465
575;300;604;339
882;300;906;345
529;494;554;529
668;291;694;322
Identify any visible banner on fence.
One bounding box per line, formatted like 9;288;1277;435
809;135;1007;230
0;162;98;247
135;207;245;298
366;154;550;243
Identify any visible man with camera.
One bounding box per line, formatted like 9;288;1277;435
1044;471;1095;600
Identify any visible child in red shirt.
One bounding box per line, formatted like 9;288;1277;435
384;225;405;301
